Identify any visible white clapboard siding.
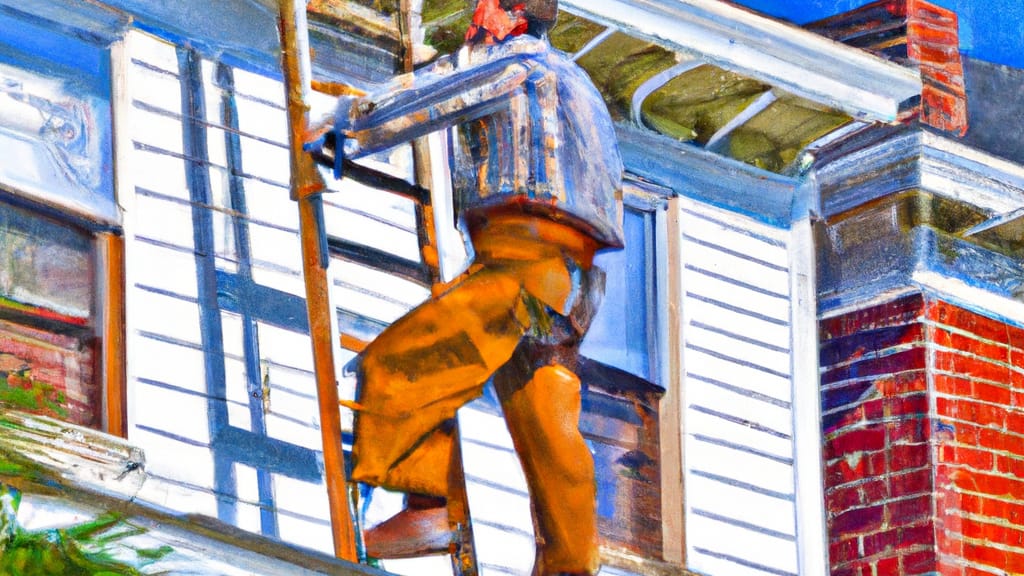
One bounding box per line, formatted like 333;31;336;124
459;402;537;576
119;30;333;554
678;199;799;576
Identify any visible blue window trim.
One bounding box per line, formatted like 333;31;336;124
177;48;321;538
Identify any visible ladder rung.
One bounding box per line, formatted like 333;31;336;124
328;238;432;284
311;149;432;205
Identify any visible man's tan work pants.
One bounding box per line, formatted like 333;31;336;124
351;214;603;575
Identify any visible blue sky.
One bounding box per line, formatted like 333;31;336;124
734;0;1024;69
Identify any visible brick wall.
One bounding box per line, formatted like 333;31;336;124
929;300;1024;575
820;293;1024;575
821;294;935;575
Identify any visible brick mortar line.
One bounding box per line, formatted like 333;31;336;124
826;493;933;520
934;555;1003;576
852;543;935;561
937;463;1024;485
936;439;1024;463
925;318;1024;354
822;389;927;419
819;341;926;373
933;390;1023;412
927;342;1024;378
824;415;929;439
931;370;1021;394
930;413;1024;441
825;466;933;496
820;367;928;392
936;525;1024;556
941;510;1024;535
823;440;931;460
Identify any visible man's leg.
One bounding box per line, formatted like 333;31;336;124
353;267;532;496
495;356;600;575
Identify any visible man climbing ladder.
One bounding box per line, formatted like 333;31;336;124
314;1;624;572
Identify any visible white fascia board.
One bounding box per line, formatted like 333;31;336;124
816;129;1024;218
0;0;129;42
920;132;1024;214
561;0;922;123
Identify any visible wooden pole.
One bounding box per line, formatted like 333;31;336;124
276;0;358;561
100;232;127;438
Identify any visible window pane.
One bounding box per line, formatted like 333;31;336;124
580;206;655;381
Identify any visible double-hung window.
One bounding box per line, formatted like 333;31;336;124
119;29;333;552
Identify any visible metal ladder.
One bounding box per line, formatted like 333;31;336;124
277;0;478;572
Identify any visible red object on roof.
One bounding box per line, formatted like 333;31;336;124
465;0;529;45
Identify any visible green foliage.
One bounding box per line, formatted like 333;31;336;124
0;373;67;419
0;504;174;576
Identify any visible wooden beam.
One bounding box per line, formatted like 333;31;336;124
99;232;127;438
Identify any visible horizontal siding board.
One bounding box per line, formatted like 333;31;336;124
333;261;430;308
265;413;321;450
687;376;794;437
272;474;331;524
687;434;795;496
128;35;179;75
133;475;220;518
462;442;528;494
687;514;799;574
234;97;289;145
683;236;790;296
473;522;535;575
130;427;216;487
247;222;304;273
685;271;790;323
686;293;791;342
133;193;196;248
323;179;419;229
130;67;183;113
131;334;206;392
237;134;290;185
464;480;533;534
251;266;307;299
230;66;286;108
682;210;787;254
255;321;315;373
686;408;794;460
683;347;790;402
131;290;204;345
276;512;334;554
689;549;798;576
333;284;413;325
323;205;422;262
203;125;231;167
222;356;251;404
133;381;212;443
687;323;791;375
241;179;300;230
227;401;254;431
131;107;186;153
132;243;199;297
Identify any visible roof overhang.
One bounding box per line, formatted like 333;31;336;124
561;0;923;123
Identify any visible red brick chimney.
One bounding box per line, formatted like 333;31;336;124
820;293;1024;576
806;0;968;136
